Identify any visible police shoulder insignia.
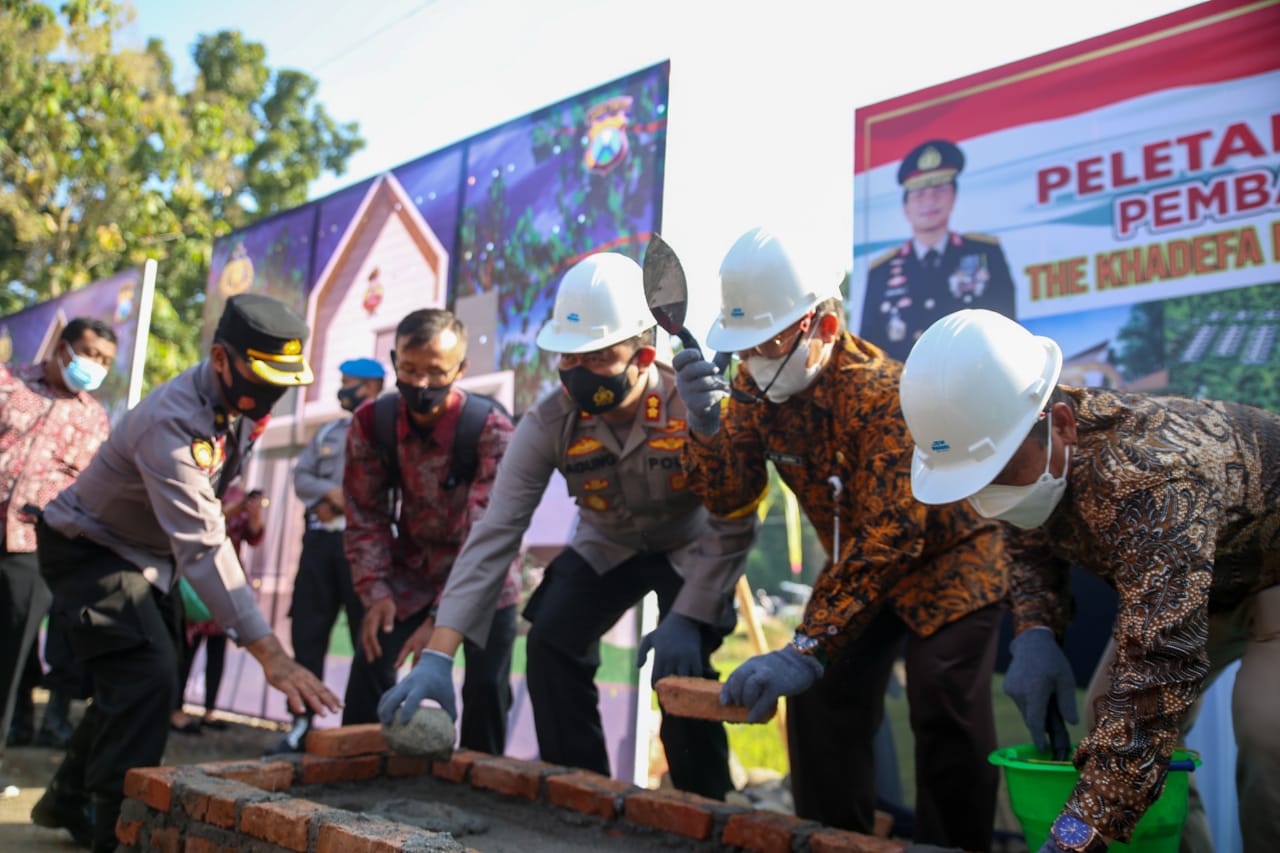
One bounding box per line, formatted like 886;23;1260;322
963;232;1001;245
644;393;661;422
869;246;900;269
192;439;215;469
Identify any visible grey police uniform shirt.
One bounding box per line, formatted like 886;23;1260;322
294;416;349;530
42;359;271;645
435;362;758;646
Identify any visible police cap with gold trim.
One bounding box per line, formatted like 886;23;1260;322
215;293;315;386
898;139;965;191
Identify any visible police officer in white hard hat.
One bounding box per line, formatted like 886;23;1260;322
675;227;1008;849
900;308;1280;853
379;252;755;800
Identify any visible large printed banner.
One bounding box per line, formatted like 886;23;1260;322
0;262;157;422
853;0;1280;410
200;64;670;781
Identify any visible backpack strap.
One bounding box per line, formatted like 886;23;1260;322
445;393;503;489
373;392;401;511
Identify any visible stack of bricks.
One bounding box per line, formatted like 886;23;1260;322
116;721;908;853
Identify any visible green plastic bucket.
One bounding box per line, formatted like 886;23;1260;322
989;744;1201;853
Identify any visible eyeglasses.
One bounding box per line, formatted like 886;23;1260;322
743;313;814;359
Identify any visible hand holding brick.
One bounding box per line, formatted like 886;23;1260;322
655;675;776;723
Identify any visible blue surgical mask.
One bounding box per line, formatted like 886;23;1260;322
60;342;108;393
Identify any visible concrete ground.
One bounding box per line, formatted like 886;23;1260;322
0;690;285;852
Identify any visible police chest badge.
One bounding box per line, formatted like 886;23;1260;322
949;253;990;303
192;439;214;469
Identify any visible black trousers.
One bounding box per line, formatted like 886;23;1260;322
523;547;735;800
36;521;181;849
177;632;227;714
342;602;517;756
0;547;50;751
289;529;363;684
787;603;1002;851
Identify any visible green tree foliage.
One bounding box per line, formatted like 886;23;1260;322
0;0;363;387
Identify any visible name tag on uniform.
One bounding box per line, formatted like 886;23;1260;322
765;451;804;467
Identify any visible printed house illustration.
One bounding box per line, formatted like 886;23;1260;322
302;173;451;420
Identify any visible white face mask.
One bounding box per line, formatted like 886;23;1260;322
968;423;1070;529
744;329;831;403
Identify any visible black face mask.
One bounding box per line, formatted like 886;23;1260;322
559;363;635;415
217;359;287;422
336;386;366;412
398;380;452;414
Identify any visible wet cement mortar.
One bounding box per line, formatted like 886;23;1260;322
293;773;716;852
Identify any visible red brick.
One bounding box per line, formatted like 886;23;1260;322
182;837;236;853
305;723;387;757
316;820;456;853
240;798;331;852
722;811;818;853
148;825;180;853
125;767;177;813
470;755;562;800
115;817;143;846
655;675;769;723
385;754;432;778
174;773;262;829
546;770;636;820
316;823;374;853
197;759;296;792
299;754;382;785
624;789;720;839
809;828;908;852
431;749;483;784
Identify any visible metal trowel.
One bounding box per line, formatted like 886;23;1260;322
642;234;751;399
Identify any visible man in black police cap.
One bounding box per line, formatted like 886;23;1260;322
30;293;341;852
861;138;1016;362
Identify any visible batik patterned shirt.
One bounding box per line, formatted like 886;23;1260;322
683;332;1007;660
344;388;520;620
1006;386;1280;842
0;362;110;552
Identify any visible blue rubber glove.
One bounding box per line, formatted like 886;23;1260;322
721;645;824;723
376;650;457;725
672;348;726;436
636;612;705;686
1003;627;1079;752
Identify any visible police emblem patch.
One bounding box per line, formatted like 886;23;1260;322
192;439;215;469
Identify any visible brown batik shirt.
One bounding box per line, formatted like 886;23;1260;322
683;331;1007;661
1006;386;1280;842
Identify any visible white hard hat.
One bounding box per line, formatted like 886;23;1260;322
706;226;843;353
535;253;654;353
899;309;1062;505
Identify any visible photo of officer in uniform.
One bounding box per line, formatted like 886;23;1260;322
861;139;1016;362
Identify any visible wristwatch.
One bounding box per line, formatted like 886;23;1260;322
1050;814;1107;852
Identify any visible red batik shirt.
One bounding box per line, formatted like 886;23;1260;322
343;389;521;620
0;362;111;552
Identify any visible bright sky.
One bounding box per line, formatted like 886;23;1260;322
124;0;1201;337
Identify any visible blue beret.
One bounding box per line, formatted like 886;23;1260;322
338;357;386;379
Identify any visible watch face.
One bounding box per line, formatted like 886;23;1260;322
1052;814;1095;849
792;633;820;653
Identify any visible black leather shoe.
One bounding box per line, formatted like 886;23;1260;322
31;789;93;848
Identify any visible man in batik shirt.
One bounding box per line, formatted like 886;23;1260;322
675;227;1008;852
900;308;1280;853
0;318;115;797
343;308;518;754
